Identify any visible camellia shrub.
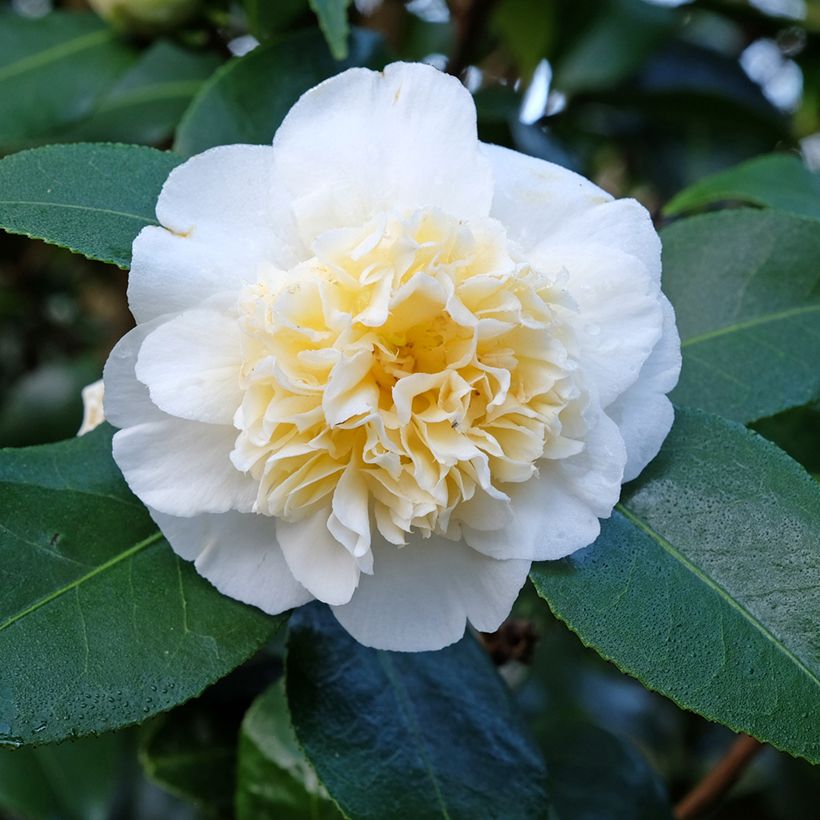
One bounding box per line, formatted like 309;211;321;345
0;1;818;819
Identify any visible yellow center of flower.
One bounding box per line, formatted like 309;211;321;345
231;208;583;546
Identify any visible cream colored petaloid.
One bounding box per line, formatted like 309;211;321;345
104;62;681;651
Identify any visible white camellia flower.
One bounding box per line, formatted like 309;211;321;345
104;63;680;651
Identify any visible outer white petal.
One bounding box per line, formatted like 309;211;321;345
484;143;661;281
113;418;255;516
272;63;493;242
151;510;313;614
129;145;303;323
135;309;243;425
607;295;681;482
332;535;530;651
103;318;167;429
78;379;106;436
464;407;627;561
276;508;361;606
530;243;663;407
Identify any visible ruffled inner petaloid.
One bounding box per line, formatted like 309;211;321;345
231;208;586;553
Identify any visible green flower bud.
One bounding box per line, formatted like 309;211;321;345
88;0;202;35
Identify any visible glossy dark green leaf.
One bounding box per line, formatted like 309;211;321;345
309;0;351;60
63;41;222;146
531;408;820;763
140;706;236;817
0;425;282;748
662;210;820;422
0;143;180;268
542;719;672;820
663;154;820;221
0;732;125;820
0;11;135;151
174;28;387;157
139;654;282;816
286;603;550;819
236;680;342;820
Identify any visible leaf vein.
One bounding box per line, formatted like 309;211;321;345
616;504;820;691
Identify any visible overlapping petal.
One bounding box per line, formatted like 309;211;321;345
151;510;313;614
129;145;303;324
272;62;494;242
332;533;530;651
607;296;681;481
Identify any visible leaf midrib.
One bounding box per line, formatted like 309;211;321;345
0;530;163;634
96;80;204;113
0;29;115;84
376;653;453;820
0;199;157;224
616;503;820;691
681;303;820;348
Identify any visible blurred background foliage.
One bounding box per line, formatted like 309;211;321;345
0;0;818;817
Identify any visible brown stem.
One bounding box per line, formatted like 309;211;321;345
674;735;764;820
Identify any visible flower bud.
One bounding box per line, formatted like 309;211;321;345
88;0;201;35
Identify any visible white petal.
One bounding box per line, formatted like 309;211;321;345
113;418;255;516
531;243;663;407
103;318;167;429
607;295;681;482
332;535;530;651
78;379;105;435
464;407;626;561
276;507;360;606
272;63;493;242
328;464;371;557
135;309;243;425
151;509;312;614
129;145;302;323
484;143;661;281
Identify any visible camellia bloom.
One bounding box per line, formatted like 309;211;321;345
104;63;680;651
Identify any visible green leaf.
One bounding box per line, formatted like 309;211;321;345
174;28;387;157
286;603;550;819
0;732;126;820
0;358;100;448
663;154;820;221
236;680;342;820
242;0;309;40
492;0;555;78
308;0;352;60
140;708;236;817
554;0;676;93
542;719;672;820
63;41;222;146
513;599;674;819
0;143;180;269
753;404;820;476
662;209;820;422
530;408;820;764
0;11;135;151
0;425;282;747
138;653;284;815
